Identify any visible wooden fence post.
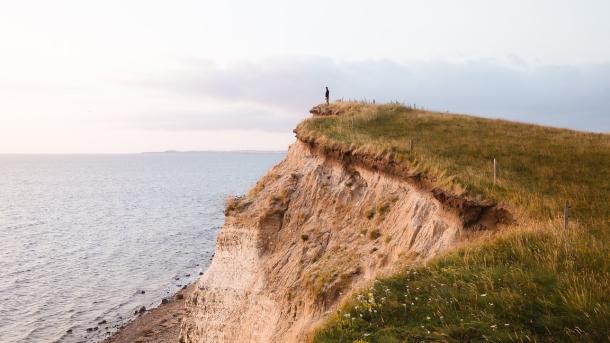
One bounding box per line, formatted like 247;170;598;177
493;158;497;187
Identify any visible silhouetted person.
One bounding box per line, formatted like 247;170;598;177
325;86;330;105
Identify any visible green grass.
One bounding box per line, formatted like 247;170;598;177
314;227;609;342
300;102;610;342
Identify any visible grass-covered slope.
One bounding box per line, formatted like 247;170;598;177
296;102;610;342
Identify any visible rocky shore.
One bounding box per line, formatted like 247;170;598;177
103;284;195;343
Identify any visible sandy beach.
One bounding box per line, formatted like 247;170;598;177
103;284;195;343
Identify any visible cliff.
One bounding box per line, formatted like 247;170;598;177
181;102;609;342
179;112;506;342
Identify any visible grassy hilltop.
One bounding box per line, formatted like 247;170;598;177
295;102;610;342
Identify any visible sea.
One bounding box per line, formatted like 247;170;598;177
0;152;285;343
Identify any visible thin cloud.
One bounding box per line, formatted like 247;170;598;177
130;58;610;132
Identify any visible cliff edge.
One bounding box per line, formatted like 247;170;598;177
179;108;503;342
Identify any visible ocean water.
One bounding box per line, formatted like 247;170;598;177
0;152;284;343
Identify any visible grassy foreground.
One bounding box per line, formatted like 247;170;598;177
296;102;610;342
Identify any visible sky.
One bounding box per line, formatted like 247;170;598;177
1;0;609;153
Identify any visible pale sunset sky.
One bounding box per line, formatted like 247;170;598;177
1;0;609;153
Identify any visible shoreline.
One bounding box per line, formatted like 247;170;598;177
103;283;196;343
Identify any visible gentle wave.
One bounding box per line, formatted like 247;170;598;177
0;152;284;343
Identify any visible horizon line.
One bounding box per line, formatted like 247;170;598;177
0;149;288;155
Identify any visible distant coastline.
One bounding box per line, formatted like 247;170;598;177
141;150;287;154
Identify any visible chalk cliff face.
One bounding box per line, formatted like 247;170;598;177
180;140;473;343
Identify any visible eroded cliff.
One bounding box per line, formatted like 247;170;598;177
180;139;498;343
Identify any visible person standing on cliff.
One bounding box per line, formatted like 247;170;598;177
325;86;330;105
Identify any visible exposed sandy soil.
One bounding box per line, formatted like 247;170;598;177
180;141;478;343
104;284;195;343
